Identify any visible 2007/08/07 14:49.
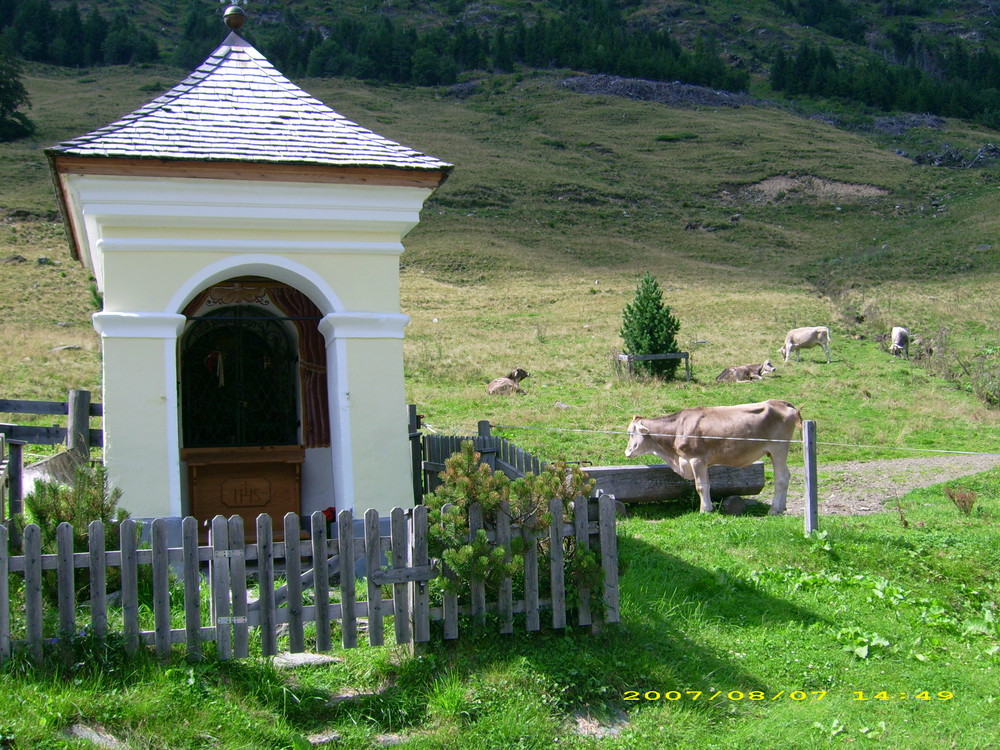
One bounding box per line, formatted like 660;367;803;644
623;690;955;702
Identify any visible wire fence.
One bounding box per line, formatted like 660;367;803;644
425;422;1000;458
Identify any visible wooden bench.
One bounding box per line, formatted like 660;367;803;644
616;352;691;381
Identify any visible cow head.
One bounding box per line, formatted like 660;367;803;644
625;415;650;458
761;359;776;374
508;367;530;382
778;344;788;360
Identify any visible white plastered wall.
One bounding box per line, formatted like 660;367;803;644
61;173;430;519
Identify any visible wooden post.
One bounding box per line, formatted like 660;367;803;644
151;518;171;659
410;505;430;645
312;512;332;652
468;503;486;623
227;515;249;659
210;515;233;659
548;497;566;630
256;514;276;657
66;389;91;457
477;421;496;471
0;523;9;661
496;501;513;635
408;405;424;504
390;507;411;648
7;440;24;545
803;420;819;535
338;509;357;649
182;517;202;661
23;524;42;661
283;512;304;653
364;508;385;647
88;521;107;642
119;518;139;654
598;493;620;626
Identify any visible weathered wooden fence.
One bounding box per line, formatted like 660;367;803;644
421;420;547;497
2;390;104;522
0;496;619;662
0;389;103;451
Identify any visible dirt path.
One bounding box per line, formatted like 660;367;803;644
780;453;1000;516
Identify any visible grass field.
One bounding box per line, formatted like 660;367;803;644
1;61;999;748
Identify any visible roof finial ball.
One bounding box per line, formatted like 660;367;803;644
223;3;247;31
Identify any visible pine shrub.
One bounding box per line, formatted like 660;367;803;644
620;272;682;379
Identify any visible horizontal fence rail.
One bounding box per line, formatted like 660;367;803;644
0;390;104;449
0;497;619;662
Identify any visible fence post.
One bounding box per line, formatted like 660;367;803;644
477;421;496;471
56;522;75;637
119;518;140;654
283;512;304;653
0;524;9;662
67;389;91;457
23;524;42;661
803;420;819;535
338;509;357;650
598;493;620;626
256;514;277;658
151;518;171;659
364;508;385;647
6;440;24;548
409;405;424;504
182;516;202;661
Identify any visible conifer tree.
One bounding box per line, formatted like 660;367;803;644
620;273;681;380
0;44;34;141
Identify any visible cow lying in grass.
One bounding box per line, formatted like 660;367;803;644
487;367;530;395
625;399;802;514
715;360;776;383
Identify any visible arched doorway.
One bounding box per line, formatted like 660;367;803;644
180;305;299;448
178;279;331;536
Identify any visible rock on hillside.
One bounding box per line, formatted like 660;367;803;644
560;74;760;108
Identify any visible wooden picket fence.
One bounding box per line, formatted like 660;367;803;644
420;421;548;497
0;495;619;662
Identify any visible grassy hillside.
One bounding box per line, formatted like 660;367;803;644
4;62;998;465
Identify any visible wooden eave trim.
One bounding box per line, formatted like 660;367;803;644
46;151;83;262
49;155;451;189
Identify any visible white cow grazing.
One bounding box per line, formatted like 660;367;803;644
779;326;831;363
625;400;801;514
890;326;909;359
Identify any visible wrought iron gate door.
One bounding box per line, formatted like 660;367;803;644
181;306;299;448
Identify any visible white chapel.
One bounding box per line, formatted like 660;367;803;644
45;7;452;533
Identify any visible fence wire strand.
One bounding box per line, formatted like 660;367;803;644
422;422;1000;458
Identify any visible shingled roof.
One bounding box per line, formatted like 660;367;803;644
47;32;452;174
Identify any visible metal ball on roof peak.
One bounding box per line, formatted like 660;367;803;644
223;4;247;31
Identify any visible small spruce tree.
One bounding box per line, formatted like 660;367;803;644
0;44;34;141
620;272;682;379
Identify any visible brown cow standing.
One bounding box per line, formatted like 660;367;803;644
625;400;802;514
